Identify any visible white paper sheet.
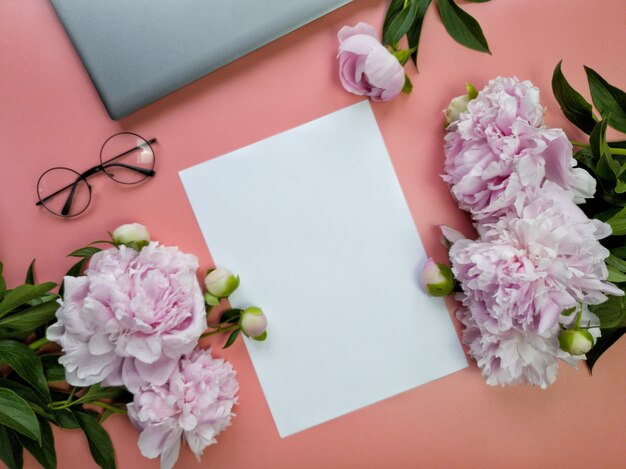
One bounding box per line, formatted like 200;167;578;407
179;101;467;437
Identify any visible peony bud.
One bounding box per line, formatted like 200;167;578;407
112;223;150;250
444;95;469;125
444;83;478;125
420;258;454;297
558;329;594;356
204;268;240;299
240;306;267;340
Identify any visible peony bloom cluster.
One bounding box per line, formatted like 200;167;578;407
48;226;243;469
337;22;405;102
443;77;595;222
442;78;622;388
128;349;238;469
48;242;208;392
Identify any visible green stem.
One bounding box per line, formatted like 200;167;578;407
574;311;582;329
90;401;127;414
28;337;50;351
49;386;78;410
570;141;590;148
200;324;239;339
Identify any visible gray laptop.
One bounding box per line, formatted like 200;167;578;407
51;0;351;120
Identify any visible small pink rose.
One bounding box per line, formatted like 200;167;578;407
337;22;405;102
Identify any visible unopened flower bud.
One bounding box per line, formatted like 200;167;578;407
558;329;594;356
204;268;240;299
444;83;478;125
112;223;150;250
240;306;267;340
420;258;454;297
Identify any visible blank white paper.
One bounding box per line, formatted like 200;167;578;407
179;101;467;437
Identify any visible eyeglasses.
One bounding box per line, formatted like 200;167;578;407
36;132;156;217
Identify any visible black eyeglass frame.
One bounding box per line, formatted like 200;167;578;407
36;132;157;218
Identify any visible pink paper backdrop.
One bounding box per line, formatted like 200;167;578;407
1;0;625;467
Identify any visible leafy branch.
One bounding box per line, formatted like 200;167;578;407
0;261;127;469
383;0;491;70
551;61;626;372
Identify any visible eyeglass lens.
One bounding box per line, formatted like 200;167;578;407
100;133;155;184
37;167;92;217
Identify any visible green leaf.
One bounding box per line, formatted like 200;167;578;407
383;0;419;46
402;74;413;94
0;388;41;444
18;417;56;469
68;247;102;258
0;379;48;410
551;61;596;134
436;0;490;54
586;327;625;373
589;295;626;329
49;409;78;430
0;425;24;469
0;340;50;401
573;148;599;176
606;254;626;273
80;384;129;404
25;260;36;285
383;0;405;36
74;411;116;469
407;0;432;66
204;293;220;306
466;82;478;100
591;119;618;182
223;329;241;349
252;331;267;341
611;247;626;258
0;300;59;332
40;355;66;382
220;308;242;324
606;206;626;235
606;266;626;283
392;49;411;65
585;66;626;133
0;262;5;302
0;283;57;319
65;258;89;278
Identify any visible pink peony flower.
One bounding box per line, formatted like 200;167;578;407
47;242;207;392
448;183;622;338
337;22;405;102
443;77;595;221
457;306;577;389
127;348;239;469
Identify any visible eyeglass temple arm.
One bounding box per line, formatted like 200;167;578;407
103;162;156;177
35;138;157;206
60;175;83;216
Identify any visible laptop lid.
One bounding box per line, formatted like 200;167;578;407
50;0;351;120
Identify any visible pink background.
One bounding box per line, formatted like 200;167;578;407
1;0;625;467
